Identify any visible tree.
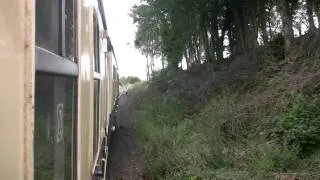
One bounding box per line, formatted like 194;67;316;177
119;76;141;86
306;0;316;32
278;0;298;51
132;0;318;73
316;1;320;24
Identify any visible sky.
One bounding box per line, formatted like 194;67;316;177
104;0;147;80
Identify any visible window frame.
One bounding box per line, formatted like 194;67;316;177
35;0;78;75
34;0;78;179
92;8;101;166
36;47;78;76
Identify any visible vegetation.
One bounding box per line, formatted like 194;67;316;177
272;95;320;155
131;0;320;179
119;76;142;86
134;66;320;179
131;0;319;71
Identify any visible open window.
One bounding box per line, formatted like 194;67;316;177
34;0;77;180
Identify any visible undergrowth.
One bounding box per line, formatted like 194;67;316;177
134;42;320;179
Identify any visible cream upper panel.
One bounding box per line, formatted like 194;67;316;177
0;0;34;180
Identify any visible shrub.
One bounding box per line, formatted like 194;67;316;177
135;91;217;179
271;94;320;154
250;144;298;178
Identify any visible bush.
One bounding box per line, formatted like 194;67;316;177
119;76;141;86
250;144;298;178
134;72;320;179
271;94;320;154
135;91;218;179
135;87;245;179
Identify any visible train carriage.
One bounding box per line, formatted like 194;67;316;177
0;0;119;179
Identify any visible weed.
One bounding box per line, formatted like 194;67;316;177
249;143;298;178
271;94;320;154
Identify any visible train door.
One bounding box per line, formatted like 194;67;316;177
34;0;78;180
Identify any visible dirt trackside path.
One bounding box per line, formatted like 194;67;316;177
107;86;146;180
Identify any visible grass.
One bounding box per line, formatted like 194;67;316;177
134;82;320;180
133;44;320;179
135;89;214;179
135;88;249;179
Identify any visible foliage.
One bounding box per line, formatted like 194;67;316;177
131;0;319;71
249;143;299;178
271;94;320;154
119;76;141;86
131;0;320;178
135;91;216;179
133;67;320;179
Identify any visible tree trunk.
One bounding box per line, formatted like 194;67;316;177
161;57;165;69
150;58;155;74
233;6;248;53
315;2;320;27
146;55;150;80
260;14;268;44
224;2;234;57
262;27;268;45
267;5;274;39
216;34;224;61
317;11;320;27
306;0;316;32
210;14;222;60
201;24;212;63
297;23;302;36
196;35;202;64
280;1;294;51
192;35;199;64
183;48;191;69
249;24;259;49
188;37;195;64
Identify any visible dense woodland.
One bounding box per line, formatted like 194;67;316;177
131;0;319;77
130;0;320;179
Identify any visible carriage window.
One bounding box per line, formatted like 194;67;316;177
93;12;101;161
65;0;75;60
93;80;100;159
36;0;75;60
36;0;60;54
93;14;100;72
34;75;75;180
35;0;77;179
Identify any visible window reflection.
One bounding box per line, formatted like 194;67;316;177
93;14;100;72
93;80;100;159
36;0;75;61
34;74;74;180
36;0;60;54
65;0;75;60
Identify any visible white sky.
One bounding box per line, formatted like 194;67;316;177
104;0;147;80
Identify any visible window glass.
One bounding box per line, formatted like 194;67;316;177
65;0;75;60
34;74;74;180
36;0;60;54
93;80;100;159
93;15;100;72
36;0;75;60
